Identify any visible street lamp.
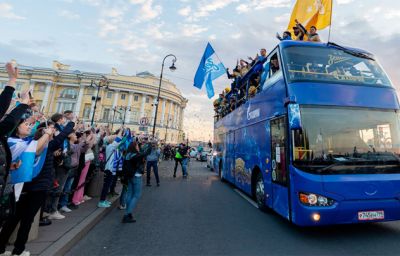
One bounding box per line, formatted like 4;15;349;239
111;106;121;131
90;76;110;127
120;106;131;126
152;54;177;138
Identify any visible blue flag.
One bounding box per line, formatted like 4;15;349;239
194;42;226;98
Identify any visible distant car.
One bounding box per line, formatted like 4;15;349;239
196;151;208;161
206;151;214;170
189;148;197;158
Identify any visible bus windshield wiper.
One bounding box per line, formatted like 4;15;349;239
327;42;375;61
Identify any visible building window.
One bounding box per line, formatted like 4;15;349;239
37;83;46;92
83;104;91;119
102;108;111;121
107;92;112;99
134;95;139;102
60;88;78;99
56;102;76;113
0;82;6;89
121;93;126;100
146;96;150;103
15;83;23;91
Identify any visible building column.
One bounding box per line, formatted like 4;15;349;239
140;94;146;118
41;82;52;114
173;103;178;129
169;101;174;127
160;99;166;127
74;85;85;116
112;90;119;108
175;106;181;129
126;93;133;124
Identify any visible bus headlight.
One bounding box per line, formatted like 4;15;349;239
299;192;335;207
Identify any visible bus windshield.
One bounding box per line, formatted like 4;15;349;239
283;46;392;87
293;107;400;174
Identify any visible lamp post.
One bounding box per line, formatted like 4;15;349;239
120;106;131;126
110;106;121;131
152;54;177;138
90;76;110;127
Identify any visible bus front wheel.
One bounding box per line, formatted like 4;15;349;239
255;172;267;211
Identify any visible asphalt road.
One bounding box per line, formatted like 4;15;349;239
67;159;400;256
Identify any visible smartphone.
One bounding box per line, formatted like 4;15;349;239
28;90;33;99
45;118;48;129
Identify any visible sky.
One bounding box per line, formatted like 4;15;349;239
1;0;400;141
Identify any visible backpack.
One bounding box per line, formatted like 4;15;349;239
62;142;73;169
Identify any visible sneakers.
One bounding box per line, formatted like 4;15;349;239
157;183;160;187
39;218;52;226
0;251;11;256
60;206;72;213
122;214;136;223
83;195;92;201
97;201;111;208
146;183;151;187
69;204;79;210
118;205;126;210
183;174;188;179
48;211;65;220
173;174;176;178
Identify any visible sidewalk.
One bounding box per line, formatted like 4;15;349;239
6;193;120;256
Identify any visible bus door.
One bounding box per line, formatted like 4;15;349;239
270;117;290;219
224;131;236;183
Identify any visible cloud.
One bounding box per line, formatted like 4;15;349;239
181;24;208;37
194;0;238;18
0;3;25;20
130;0;162;21
236;0;291;13
337;0;354;4
178;6;191;16
59;10;80;19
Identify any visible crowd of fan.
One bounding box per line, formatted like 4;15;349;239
213;20;321;120
0;62;166;256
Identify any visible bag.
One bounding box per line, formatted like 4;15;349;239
85;152;95;162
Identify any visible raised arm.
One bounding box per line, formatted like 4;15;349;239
0;63;19;118
36;127;55;155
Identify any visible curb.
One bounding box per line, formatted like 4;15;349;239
39;198;118;256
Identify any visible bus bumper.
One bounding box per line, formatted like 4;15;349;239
292;198;400;226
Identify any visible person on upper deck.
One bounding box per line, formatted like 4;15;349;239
292;23;305;41
276;31;292;41
248;48;268;65
295;19;321;42
270;56;280;75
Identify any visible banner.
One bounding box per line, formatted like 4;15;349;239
288;0;332;32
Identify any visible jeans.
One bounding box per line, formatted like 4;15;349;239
125;176;142;216
0;191;47;255
174;158;188;176
119;184;128;206
59;175;75;208
146;160;160;184
47;166;69;213
100;170;114;201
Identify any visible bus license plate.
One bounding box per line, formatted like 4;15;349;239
358;210;384;221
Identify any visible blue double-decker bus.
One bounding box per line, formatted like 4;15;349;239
213;40;400;226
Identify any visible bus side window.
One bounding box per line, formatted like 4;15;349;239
262;52;283;90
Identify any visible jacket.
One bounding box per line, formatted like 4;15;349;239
0;86;29;188
23;122;75;192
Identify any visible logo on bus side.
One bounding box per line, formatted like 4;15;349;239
247;108;260;120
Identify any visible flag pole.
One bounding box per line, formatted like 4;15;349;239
210;42;225;66
327;0;334;42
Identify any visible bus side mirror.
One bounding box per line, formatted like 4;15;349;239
288;103;302;131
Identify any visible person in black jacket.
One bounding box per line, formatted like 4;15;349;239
122;141;144;223
0;63;31;226
0;121;74;256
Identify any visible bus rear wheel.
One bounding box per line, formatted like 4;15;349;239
255;172;267;211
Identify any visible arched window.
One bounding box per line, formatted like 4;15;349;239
60;88;78;99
